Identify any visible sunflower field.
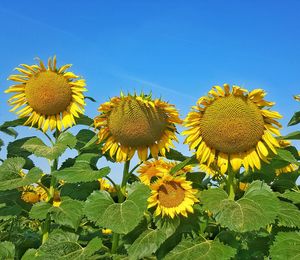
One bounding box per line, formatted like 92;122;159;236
0;56;300;260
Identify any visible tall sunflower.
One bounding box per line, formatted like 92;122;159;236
5;56;87;132
183;84;282;173
137;158;192;185
148;174;198;218
94;93;182;162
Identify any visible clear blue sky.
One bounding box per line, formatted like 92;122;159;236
1;0;300;182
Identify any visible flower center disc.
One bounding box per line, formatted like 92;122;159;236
158;181;185;208
199;95;265;154
25;71;72;115
108;98;168;147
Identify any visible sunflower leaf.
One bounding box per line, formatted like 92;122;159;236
29;202;52;220
85;183;149;234
270;232;300;260
75;115;94;126
52;153;110;183
280;190;300;204
0;138;3;151
288;111;300;126
281;131;300;140
0;157;26;181
164;238;236;260
275;148;299;165
170;155;197;174
0;241;15;260
21;132;77;160
277;201;300;228
0;167;43;191
201;181;280;232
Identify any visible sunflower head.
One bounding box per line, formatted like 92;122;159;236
148;174;198;218
5;56;87;132
21;185;48;204
94;93;182;162
183;84;282;173
137;158;192;185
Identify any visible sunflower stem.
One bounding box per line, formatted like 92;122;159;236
111;160;131;253
42;131;59;244
227;168;236;200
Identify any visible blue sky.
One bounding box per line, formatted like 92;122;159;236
1;0;300;182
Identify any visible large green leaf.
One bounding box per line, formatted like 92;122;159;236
0;241;15;260
22;229;103;260
201;181;280;232
49;198;84;229
164;239;236;260
61;181;99;201
29;202;52;220
170;155;197;174
275;149;299;165
52;153;110;183
22;132;77;160
0;167;43;191
165;148;187;162
127;219;179;260
277;201;300;228
280;190;300;204
75;129;96;151
281;131;300;140
270;232;300;260
74;115;94;126
85;184;150;234
0;157;25;181
0;203;23;220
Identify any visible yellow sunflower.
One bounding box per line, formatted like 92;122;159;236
94;93;182;162
5;56;87;132
183;84;282;173
148;174;198;218
137;158;192;185
21;185;48;204
98;178;115;193
275;164;299;176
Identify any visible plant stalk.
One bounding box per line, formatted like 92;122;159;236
227;167;236;200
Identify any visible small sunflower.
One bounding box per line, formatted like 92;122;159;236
275;164;299;176
98;178;115;193
5;56;87;132
148;174;198;218
183;84;282;173
94;93;182;162
21;185;48;204
137;158;192;185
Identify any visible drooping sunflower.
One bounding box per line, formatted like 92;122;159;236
183;84;282;173
21;185;48;204
5;56;87;132
137;158;192;185
148;174;198;218
275;164;298;176
94;93;182;162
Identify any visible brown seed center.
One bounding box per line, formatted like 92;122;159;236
158;181;185;208
25;71;72;115
108;98;168;147
199;95;265;154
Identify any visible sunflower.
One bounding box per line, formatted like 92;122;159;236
98;178;115;193
148;174;198;218
183;84;282;173
94;93;182;162
5;56;87;132
21;185;48;204
275;164;298;175
137;158;192;185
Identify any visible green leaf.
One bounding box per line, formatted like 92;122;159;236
0;157;26;181
0;167;43;191
0;241;15;260
0;118;27;129
280;190;300;204
75;129;96;151
272;171;300;192
61;181;99;201
0;128;18;138
165;148;187;161
281;131;300;140
53;153;110;183
201;181;280;232
165;239;236;260
7;137;35;169
85;187;148;234
50;198;84;229
127;183;151;214
0;138;3;151
170;155;197;174
128;219;179;260
270;232;300;260
288;111;300;126
85;96;97;103
29;202;52;220
0;203;23;220
22;132;77;160
275;148;299;165
277;201;300;228
75;115;94;126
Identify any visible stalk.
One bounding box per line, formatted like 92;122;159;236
111;160;131;254
227;167;236;200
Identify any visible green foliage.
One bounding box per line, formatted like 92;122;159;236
277;201;300;228
0;241;15;260
164;238;236;260
201;181;280;232
270;232;300;260
22;132;77;160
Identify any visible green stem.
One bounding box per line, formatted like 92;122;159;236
111;160;131;254
227;168;235;200
42;130;59;244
